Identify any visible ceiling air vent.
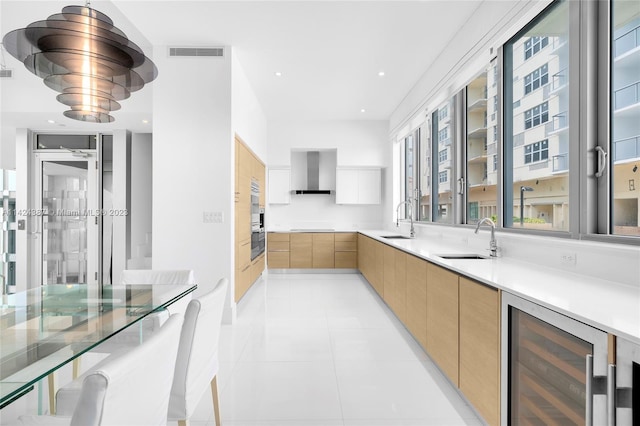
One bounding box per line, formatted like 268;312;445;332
0;69;13;78
169;47;224;57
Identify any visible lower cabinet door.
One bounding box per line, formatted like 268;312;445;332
459;277;500;426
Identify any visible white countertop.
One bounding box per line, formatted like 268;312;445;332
359;230;640;345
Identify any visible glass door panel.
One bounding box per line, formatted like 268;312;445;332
611;0;640;236
510;308;592;425
41;161;89;284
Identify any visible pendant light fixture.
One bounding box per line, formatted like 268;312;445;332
2;1;157;123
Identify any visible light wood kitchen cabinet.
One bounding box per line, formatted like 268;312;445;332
312;233;335;268
405;254;428;351
426;262;459;386
372;239;385;297
335;233;357;268
459;277;500;426
235;136;265;303
383;245;406;323
267;232;290;268
257;162;266;207
290;233;313;268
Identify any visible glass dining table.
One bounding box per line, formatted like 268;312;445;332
0;283;196;410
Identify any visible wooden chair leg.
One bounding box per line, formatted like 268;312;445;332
211;375;221;425
47;372;56;414
72;358;81;379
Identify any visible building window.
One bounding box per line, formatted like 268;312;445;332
524;36;549;60
524;102;549;129
524;140;549;164
493;154;498;171
438;127;449;143
493;126;498;142
524;64;549;94
439;105;449;121
438;149;448;163
438;170;448;183
505;0;569;232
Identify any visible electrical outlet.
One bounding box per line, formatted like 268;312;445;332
560;252;577;266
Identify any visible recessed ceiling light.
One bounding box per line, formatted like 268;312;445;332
47;119;55;124
360;109;366;113
274;72;282;77
142;119;149;124
378;71;385;77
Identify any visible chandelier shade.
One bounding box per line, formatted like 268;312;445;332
2;4;157;123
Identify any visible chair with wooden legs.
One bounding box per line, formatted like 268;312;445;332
168;278;228;426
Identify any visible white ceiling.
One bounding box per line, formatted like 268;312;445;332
1;0;487;136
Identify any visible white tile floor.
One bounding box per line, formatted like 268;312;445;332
174;272;484;426
0;272;484;425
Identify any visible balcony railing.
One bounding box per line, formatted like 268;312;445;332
553;153;568;172
614;135;640;162
551;112;568;132
615;81;640;110
551;69;568;92
614;25;640;58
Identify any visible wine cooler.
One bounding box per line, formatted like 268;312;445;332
502;292;609;425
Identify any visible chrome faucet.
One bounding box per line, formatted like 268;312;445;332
474;217;498;257
396;199;415;238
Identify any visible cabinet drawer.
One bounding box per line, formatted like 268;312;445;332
268;233;290;242
334;232;357;243
268;241;290;252
335;251;357;268
268;251;290;268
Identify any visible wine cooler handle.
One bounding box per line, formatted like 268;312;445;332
607;364;616;426
586;354;594;426
586;354;608;426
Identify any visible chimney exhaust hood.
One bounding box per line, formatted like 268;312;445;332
293;151;332;195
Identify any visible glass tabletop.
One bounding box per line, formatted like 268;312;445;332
0;283;196;408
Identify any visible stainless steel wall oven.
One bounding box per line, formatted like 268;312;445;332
250;179;264;260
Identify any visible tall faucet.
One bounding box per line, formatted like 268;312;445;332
474;217;498;257
396;199;415;238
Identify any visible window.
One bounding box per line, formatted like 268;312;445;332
505;0;569;231
524;64;549;94
438;149;448;163
439;127;449;144
493;155;498;171
524;36;549;60
433;97;455;223
439;105;449;121
465;68;496;224
524;140;549;164
493;126;498;142
524;102;549;129
610;0;640;236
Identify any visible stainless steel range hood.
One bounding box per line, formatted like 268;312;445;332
293;151;331;195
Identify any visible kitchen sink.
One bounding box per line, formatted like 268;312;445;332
436;254;490;260
381;235;412;239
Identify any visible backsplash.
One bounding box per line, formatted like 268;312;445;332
394;222;640;288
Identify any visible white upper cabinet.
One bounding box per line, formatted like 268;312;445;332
336;167;381;204
268;167;291;204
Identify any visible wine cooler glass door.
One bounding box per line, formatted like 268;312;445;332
502;292;609;426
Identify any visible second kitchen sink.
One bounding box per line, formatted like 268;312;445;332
435;254;490;260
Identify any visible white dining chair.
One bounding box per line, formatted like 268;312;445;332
19;313;184;426
168;278;228;426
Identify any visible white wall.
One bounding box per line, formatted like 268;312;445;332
129;133;152;262
267;120;389;230
152;46;233;305
231;50;268;162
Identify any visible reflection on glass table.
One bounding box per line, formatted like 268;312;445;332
0;283;197;409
